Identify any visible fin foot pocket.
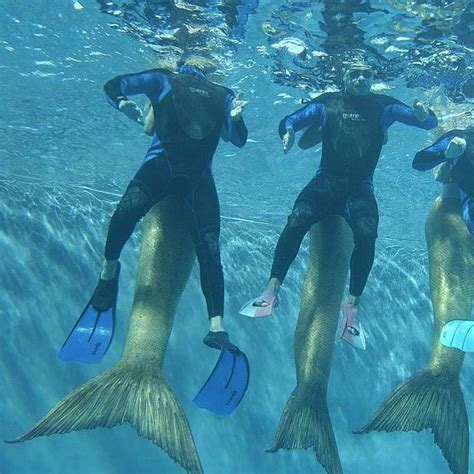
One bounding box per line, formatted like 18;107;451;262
202;330;238;352
239;290;278;318
340;302;366;350
91;262;121;312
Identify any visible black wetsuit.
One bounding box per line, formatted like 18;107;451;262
272;92;437;296
413;128;474;234
103;66;248;318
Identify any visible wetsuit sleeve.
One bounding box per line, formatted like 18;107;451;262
278;102;327;138
223;93;248;148
412;132;456;171
381;99;438;131
103;69;168;109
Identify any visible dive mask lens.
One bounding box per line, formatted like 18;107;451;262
350;69;372;80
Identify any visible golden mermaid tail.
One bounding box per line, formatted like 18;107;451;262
7;197;203;474
358;197;474;474
269;216;353;474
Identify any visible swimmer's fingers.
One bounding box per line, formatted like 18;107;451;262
282;128;295;154
119;100;144;124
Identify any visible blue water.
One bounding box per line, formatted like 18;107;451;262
1;1;473;473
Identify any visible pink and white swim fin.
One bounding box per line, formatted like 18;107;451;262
239;289;279;318
340;301;366;350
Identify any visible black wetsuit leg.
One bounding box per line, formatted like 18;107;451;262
344;181;379;297
183;169;224;319
104;158;171;260
270;173;334;283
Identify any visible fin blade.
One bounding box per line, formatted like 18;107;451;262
357;369;469;474
193;349;250;416
268;385;343;474
57;303;114;364
7;365;203;474
440;320;474;352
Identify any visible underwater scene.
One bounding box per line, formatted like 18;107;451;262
1;0;474;473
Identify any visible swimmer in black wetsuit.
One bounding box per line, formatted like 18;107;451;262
240;63;438;349
92;59;248;351
413;126;474;235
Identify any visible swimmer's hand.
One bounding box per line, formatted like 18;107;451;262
230;94;248;120
119;100;144;125
445;137;466;159
413;99;430;122
282;128;295;154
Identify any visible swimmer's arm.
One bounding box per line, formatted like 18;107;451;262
223;93;248;148
104;69;167;109
382;102;438;131
412;134;454;171
278;102;327;138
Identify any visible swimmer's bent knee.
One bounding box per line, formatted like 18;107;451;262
196;230;222;265
288;203;313;228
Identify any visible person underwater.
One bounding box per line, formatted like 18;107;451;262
7;60;251;468
240;62;438;350
9;164;214;474
59;58;249;364
413;124;474;235
358;123;474;474
413;124;474;354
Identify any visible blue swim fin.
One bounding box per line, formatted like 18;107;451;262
440;319;474;352
193;349;250;416
58;266;120;365
57;302;115;364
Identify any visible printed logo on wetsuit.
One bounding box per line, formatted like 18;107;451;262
342;113;365;122
189;87;210;97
